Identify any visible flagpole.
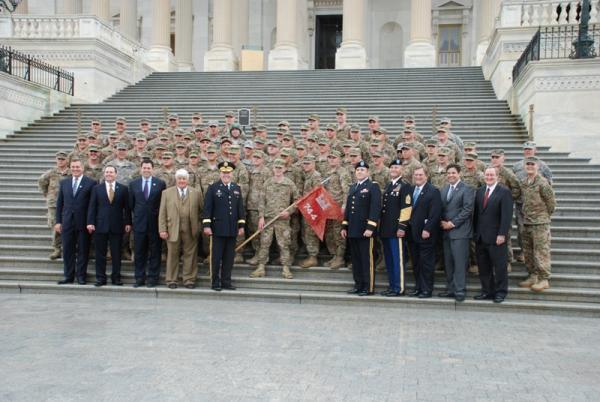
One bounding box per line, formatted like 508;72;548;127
235;176;331;252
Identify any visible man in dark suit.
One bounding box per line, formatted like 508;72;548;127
203;161;245;291
129;159;166;288
341;160;382;296
440;164;475;302
379;159;412;296
55;158;97;285
407;166;442;298
473;166;514;303
87;165;131;286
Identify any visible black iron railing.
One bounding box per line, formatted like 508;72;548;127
0;45;74;95
513;24;599;83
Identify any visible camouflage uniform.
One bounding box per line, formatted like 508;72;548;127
301;169;323;259
38;167;70;257
109;158;137;186
520;174;555;281
246;165;272;256
283;163;303;258
401;158;422;186
155;166;177;188
198;164;221;194
461;168;485;189
83;163;104;181
256;176;299;266
370;166;390;191
324;166;352;261
429;164;449;189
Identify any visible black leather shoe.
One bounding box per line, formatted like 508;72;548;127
418;292;432;299
222;285;236;290
167;283;177;289
385;291;402;297
474;293;493;300
133;282;145;288
455;294;466;302
408;289;420;297
77;280;86;285
379;288;392;296
94;282;106;287
112;281;123;286
346;287;359;294
146;282;157;288
211;286;222;292
438;292;455;298
493;296;505;303
57;279;74;285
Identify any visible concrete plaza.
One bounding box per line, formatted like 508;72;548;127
0;293;598;402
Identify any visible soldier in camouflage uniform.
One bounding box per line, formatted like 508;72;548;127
324;123;344;154
345;148;362;182
307;114;324;138
430;147;451;189
399;143;422;186
250;159;299;279
323;150;352;269
281;148;304;259
198;145;221;193
422;139;439;172
155;152;177;187
517;156;555;293
435;127;462;164
298;155;323;268
245;151;271;265
335;107;352;139
228;144;250;263
83;145;104;181
186;150;202;190
173;142;189;169
315;137;331;176
38;151;70;259
463;142;486;172
69;134;90;164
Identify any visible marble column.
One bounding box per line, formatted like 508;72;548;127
204;0;235;71
175;0;193;71
120;0;138;40
61;0;82;14
268;0;300;70
404;0;436;67
145;0;176;72
92;0;111;23
14;0;28;14
335;0;367;69
476;0;493;65
232;0;249;55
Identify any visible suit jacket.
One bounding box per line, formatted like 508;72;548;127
55;175;97;231
441;181;475;240
379;178;413;238
158;186;204;242
407;182;442;244
202;180;245;237
473;183;513;244
341;179;382;238
87;181;131;234
128;176;166;233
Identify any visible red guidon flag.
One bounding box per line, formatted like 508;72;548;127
297;185;343;241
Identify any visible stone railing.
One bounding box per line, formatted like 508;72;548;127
8;15;144;58
499;0;600;28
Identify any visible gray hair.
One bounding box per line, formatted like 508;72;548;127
175;169;189;179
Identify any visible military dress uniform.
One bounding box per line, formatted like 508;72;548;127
342;162;382;295
379;163;413;296
202;163;246;291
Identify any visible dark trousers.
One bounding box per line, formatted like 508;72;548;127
95;232;123;283
382;237;408;293
61;228;90;282
133;230;162;284
476;240;509;298
349;237;375;293
409;240;436;295
210;236;236;287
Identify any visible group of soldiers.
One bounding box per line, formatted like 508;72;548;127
38;107;555;293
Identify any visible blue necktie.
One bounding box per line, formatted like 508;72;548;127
143;179;150;200
413;186;421;205
72;178;79;196
447;185;454;202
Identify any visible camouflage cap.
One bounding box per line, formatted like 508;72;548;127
295;143;306;150
401;142;415;150
282;133;294;141
377;127;389;136
524;156;539;163
403;115;416;122
371;149;383;158
403;127;415;134
438;147;450;156
317;137;329;145
370;138;382;145
206;145;218;153
162;151;174;159
192;112;203;119
135;133;147;140
349;148;361;157
491;149;505;156
228;144;241;153
141;151;152;159
252;150;265;159
220;136;233;145
272;158;286;167
300;124;309;131
174;128;187;136
91;118;101;124
158;122;168;129
115;116;127;123
440;117;452;124
464;152;478;160
175;142;186;148
425;139;438;147
280;148;292;157
342;141;354;148
278;120;290;127
243;140;255;149
329;150;342;158
266;140;279;148
194;126;205;132
307;114;320;121
189;150;199;157
154;144;167;151
350;124;361;131
116;142;128;150
168;113;179;120
139;118;150;124
307;134;318;142
276;127;289;136
87;133;98;139
224;110;235;118
255;125;267;132
326;123;337;131
199;136;212;143
464;141;477;149
254;137;266;145
336;107;347;114
208;120;219;127
303;155;316;163
523;141;537;149
77;134;87;140
229;124;242;133
183;134;193;140
367;115;379;122
55;151;69;159
436;127;449;134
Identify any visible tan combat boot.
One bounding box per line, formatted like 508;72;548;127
531;279;550;292
507;263;512;273
468;265;479;274
329;256;345;270
246;255;259;266
299;256;318;269
49;249;61;260
376;259;386;272
282;265;293;279
234;254;244;264
519;274;538;288
249;264;266;278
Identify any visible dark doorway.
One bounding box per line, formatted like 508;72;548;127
315;15;343;69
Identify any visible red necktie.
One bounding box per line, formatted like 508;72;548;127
483;187;490;209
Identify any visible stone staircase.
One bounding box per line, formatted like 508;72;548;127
1;67;599;316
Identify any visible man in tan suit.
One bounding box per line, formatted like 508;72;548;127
159;169;204;289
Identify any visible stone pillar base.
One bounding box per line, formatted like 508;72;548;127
335;41;367;69
403;41;436;68
268;45;301;70
145;46;176;72
204;46;236;72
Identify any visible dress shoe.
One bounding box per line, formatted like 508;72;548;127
133;282;145;288
418;292;432;299
379;288;392;296
112;281;124;286
57;279;74;285
493;296;505;303
146;282;157;288
77;280;86;285
211;286;222;292
346;287;359;294
408;289;420;297
222;285;236;290
385;291;403;297
184;283;195;289
455;294;466;302
473;293;493;300
94;282;106;287
358;290;373;296
167;283;177;289
437;292;455;298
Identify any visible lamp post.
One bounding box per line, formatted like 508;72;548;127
0;0;21;13
571;0;596;59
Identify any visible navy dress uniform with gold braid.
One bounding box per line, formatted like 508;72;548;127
342;161;382;295
380;160;413;296
202;161;245;289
